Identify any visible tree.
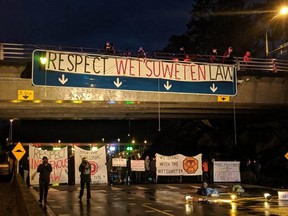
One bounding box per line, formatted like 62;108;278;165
164;0;283;58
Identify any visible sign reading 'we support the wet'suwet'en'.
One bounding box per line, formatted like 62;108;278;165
32;50;237;95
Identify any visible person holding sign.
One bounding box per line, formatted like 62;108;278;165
37;156;52;205
78;157;91;202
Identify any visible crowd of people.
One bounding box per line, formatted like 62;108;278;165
101;41;252;64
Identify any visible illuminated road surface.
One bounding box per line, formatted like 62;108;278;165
31;184;288;216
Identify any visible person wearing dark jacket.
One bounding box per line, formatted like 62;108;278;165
78;157;91;202
37;156;52;204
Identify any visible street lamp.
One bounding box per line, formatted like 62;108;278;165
8;119;14;145
265;6;288;57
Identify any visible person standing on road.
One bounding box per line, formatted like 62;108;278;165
78;157;91;202
144;156;150;183
21;156;30;186
202;159;209;182
37;156;52;204
150;156;157;183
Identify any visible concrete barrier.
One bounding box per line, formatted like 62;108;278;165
12;173;45;216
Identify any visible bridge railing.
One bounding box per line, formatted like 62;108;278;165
1;42;288;74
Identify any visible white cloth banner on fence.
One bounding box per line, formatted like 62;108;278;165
156;153;202;176
74;145;108;184
213;161;241;182
29;145;68;185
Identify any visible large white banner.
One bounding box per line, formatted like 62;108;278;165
74;146;108;184
213;161;241;182
29;146;68;185
156;153;202;176
44;51;234;83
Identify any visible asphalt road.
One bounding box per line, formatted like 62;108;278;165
28;183;288;216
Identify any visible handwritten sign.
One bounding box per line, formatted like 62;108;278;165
278;191;288;200
156;153;202;176
213;161;240;182
112;158;127;167
131;160;145;171
29;146;68;185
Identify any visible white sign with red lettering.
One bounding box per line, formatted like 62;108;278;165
29;145;68;185
131;160;145;171
74;145;108;184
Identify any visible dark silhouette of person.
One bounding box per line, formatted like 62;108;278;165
223;46;235;64
210;48;218;63
149;156;156;183
138;47;146;58
78;157;91;202
37;156;52;205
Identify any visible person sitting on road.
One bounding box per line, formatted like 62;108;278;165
199;182;219;196
231;185;245;196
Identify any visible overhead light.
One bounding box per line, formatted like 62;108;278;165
91;146;98;151
125;101;135;105
10;100;22;103
56;100;63;104
72;100;82;104
40;57;47;65
107;100;116;105
109;146;116;151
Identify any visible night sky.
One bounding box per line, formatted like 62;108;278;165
0;0;192;51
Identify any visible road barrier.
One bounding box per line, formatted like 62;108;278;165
1;42;288;74
12;173;45;216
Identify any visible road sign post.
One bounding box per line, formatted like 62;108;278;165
32;50;237;96
12;142;26;174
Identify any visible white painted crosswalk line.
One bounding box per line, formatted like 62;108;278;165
166;185;179;189
136;186;148;190
216;184;229;188
111;186;122;191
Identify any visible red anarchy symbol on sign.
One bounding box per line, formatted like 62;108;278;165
89;161;98;175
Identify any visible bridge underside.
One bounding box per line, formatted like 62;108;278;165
0;63;288;120
0;99;286;120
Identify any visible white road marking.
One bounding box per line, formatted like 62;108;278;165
166;185;179;189
142;205;175;216
111;186;122;191
136;186;148;190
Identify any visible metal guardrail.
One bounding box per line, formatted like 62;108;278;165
1;42;288;74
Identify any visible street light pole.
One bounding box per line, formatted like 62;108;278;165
265;6;288;57
265;26;270;57
9;119;14;145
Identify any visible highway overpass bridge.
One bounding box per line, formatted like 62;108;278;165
0;43;288;120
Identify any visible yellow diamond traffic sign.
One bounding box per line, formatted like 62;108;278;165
217;95;230;102
18;90;34;100
12;142;26;161
285;152;288;160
